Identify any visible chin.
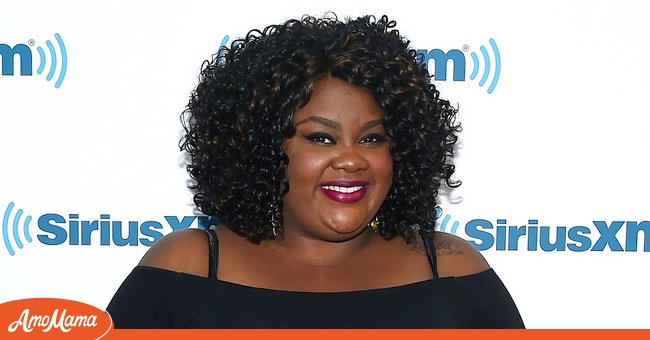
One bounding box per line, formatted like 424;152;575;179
324;221;368;240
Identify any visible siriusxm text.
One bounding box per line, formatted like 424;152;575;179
37;214;218;246
465;219;650;252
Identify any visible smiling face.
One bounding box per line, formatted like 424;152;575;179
281;77;393;242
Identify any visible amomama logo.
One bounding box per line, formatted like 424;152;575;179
417;39;501;94
0;33;68;88
436;208;650;252
0;298;112;339
1;200;219;256
214;35;501;94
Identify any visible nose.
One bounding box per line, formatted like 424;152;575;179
331;150;368;172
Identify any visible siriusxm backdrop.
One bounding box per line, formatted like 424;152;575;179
1;0;648;328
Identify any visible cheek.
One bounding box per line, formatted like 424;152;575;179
371;150;394;184
286;150;330;187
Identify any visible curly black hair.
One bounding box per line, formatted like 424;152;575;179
180;14;460;244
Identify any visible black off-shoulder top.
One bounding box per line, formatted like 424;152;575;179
107;229;525;328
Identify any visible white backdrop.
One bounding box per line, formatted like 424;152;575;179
1;0;648;328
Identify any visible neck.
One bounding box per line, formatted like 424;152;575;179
268;227;376;266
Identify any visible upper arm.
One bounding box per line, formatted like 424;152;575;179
432;231;490;277
139;228;210;277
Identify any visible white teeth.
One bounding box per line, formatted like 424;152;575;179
322;185;364;193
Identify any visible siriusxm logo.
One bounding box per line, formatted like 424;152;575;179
215;35;501;94
417;39;501;94
0;33;68;88
436;208;650;252
1;201;219;256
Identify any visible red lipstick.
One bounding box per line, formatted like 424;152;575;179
319;180;369;203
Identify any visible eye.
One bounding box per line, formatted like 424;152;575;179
359;133;388;144
303;133;336;144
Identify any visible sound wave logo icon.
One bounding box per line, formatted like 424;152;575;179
467;39;501;94
0;33;68;89
2;202;33;256
217;35;230;56
418;38;502;94
435;207;461;234
34;33;68;89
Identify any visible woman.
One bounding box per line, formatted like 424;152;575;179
107;14;524;328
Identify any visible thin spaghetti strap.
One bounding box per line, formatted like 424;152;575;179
204;228;219;279
419;230;439;279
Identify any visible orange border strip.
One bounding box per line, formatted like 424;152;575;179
104;329;650;340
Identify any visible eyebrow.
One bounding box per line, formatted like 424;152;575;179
295;116;384;131
360;119;384;131
295;116;339;129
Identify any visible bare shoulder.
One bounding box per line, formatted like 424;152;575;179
432;231;490;277
138;228;210;277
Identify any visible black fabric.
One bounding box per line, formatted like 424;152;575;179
205;228;218;279
107;267;524;328
107;231;525;329
420;230;439;279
